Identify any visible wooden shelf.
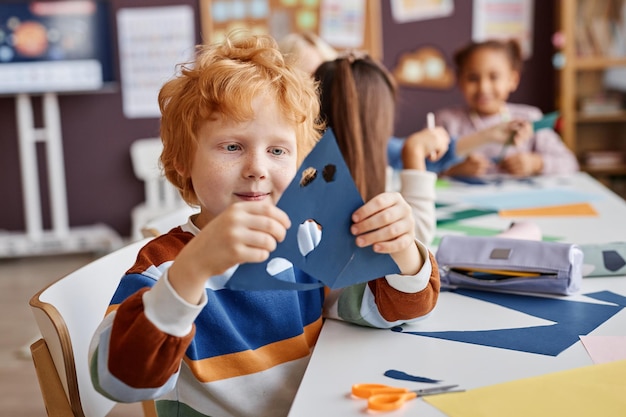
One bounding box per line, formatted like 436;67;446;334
576;111;626;123
582;165;626;175
573;57;626;70
558;0;626;198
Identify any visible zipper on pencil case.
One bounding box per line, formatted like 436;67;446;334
447;267;559;281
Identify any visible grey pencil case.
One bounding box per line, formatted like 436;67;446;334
436;235;584;295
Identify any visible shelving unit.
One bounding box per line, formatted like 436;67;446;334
558;0;626;197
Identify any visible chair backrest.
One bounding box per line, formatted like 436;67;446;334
141;205;199;238
29;238;154;417
130;138;181;210
129;137;188;240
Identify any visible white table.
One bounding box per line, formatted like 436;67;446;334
433;172;626;246
288;173;626;417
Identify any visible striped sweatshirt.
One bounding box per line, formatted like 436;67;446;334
89;219;440;417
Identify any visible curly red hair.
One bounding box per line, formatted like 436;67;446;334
158;32;323;206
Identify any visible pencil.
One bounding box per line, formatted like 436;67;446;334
427;112;437;160
427;112;435;129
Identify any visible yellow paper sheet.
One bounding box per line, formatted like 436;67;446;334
499;202;598;217
425;359;626;417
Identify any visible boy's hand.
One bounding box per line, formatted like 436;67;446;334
168;201;290;303
205;202;290;267
194;201;290;273
350;192;422;275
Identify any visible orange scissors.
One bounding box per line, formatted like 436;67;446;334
351;383;463;411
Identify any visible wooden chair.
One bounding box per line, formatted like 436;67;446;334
29;238;158;417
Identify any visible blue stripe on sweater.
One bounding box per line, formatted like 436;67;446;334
110;269;324;360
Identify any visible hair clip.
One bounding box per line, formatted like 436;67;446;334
340;49;368;63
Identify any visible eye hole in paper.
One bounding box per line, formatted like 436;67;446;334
322;164;336;182
300;167;317;187
266;257;295;282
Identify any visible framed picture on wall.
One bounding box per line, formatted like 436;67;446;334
472;0;535;59
199;0;382;59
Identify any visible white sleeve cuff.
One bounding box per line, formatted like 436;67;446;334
142;270;207;337
400;169;437;199
385;239;432;293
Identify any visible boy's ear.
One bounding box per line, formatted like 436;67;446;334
509;70;521;92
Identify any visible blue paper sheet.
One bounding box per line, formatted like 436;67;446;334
225;129;400;291
392;289;626;356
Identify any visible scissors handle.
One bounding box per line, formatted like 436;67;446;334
351;384;407;398
368;392;417;411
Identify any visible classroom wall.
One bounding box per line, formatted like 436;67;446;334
0;1;556;239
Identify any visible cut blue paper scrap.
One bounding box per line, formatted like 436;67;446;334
384;369;441;384
225;129;400;291
603;251;626;271
391;289;626;356
586;290;626;305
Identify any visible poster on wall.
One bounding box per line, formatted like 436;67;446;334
319;0;365;48
117;6;195;119
472;0;534;59
200;0;382;59
390;0;454;23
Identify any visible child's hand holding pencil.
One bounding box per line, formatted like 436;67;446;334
425;112;448;162
401;113;450;171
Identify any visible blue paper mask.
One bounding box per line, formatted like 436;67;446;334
225;129;401;291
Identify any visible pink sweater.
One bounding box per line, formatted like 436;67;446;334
434;103;579;175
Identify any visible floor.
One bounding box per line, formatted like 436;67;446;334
0;251;144;417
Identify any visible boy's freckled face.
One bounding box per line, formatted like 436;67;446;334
189;95;298;228
457;48;519;116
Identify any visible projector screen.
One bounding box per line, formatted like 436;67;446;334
0;0;115;94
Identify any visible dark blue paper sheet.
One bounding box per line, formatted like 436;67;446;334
225;129;400;291
392;289;626;356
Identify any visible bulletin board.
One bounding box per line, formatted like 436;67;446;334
199;0;382;59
